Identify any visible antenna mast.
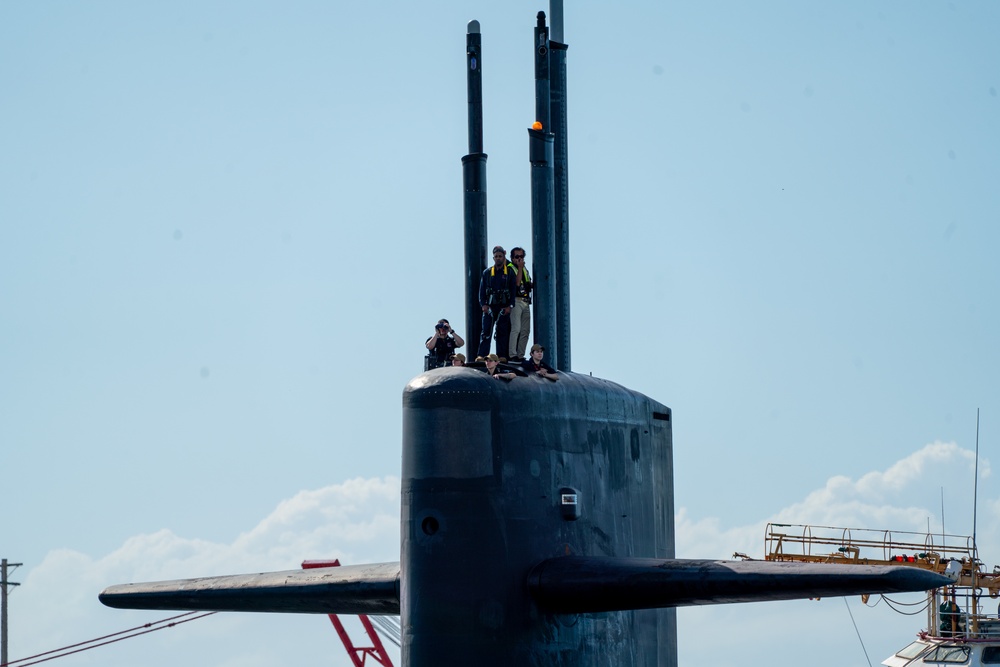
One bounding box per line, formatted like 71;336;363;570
463;20;488;354
528;11;557;368
549;0;572;371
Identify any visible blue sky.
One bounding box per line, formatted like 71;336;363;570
1;2;998;666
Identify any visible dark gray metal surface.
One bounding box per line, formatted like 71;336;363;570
550;39;571;372
463;21;487;359
533;12;551;132
466;21;484;155
529;11;558;369
529;556;952;613
99;562;400;615
402;368;676;666
528;126;556;369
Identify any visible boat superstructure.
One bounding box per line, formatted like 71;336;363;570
757;523;1000;666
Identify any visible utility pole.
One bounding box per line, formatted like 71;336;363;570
1;559;22;667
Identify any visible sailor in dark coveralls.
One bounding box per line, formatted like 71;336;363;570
425;319;464;369
520;343;557;381
477;245;516;358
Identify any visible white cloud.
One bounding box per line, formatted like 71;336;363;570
11;477;401;667
773;441;988;534
677;441;993;560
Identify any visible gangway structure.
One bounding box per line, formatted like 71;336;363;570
301;560;398;667
758;523;1000;638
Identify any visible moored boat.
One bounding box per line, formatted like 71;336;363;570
755;523;1000;666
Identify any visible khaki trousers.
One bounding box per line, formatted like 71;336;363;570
509;297;531;358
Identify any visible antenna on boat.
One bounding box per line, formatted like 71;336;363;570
940;487;946;546
973;408;981;554
937;488;945;637
972;408;981;622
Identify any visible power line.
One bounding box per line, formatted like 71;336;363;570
844;597;873;667
1;611;216;667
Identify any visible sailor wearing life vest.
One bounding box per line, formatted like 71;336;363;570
477;245;517;357
508;246;532;361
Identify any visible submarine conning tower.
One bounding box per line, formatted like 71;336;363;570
400;368;677;666
425;7;676;665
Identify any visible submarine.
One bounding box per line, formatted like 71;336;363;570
99;7;950;666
